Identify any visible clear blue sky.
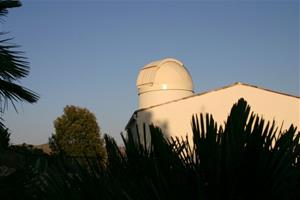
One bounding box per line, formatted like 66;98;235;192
2;0;299;145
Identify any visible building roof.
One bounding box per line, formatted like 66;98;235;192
138;82;299;112
126;82;299;129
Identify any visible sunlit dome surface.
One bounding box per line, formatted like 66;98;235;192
136;58;194;94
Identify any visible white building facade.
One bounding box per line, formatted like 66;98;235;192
127;58;300;140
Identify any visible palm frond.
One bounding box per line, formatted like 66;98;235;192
0;39;40;111
0;0;21;19
0;36;30;81
0;79;39;111
0;1;39;112
191;98;300;200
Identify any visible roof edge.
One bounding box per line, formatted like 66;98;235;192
134;82;300;113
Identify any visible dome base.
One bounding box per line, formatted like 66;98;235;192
139;90;194;109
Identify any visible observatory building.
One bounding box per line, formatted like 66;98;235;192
137;58;194;109
127;58;300;139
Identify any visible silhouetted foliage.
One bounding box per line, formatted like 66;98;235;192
1;99;299;200
49;105;106;159
190;98;300;200
0;0;39;113
0;0;21;14
10;143;45;155
0;123;10;150
0;144;49;200
0;3;40;197
26;99;300;199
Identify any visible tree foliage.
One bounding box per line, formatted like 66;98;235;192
49;105;105;158
0;99;299;199
0;123;10;150
32;98;299;200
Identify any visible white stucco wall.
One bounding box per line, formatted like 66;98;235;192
138;90;194;109
130;83;300;140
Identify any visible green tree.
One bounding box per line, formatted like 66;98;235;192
49;105;106;158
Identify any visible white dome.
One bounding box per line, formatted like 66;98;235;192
136;58;194;108
136;58;194;94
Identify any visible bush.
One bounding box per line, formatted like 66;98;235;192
1;98;299;200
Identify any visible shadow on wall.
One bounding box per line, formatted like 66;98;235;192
126;110;170;147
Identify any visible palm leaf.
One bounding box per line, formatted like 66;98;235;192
0;1;39;112
0;0;21;18
191;98;300;200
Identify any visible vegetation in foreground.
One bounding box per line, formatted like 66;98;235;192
0;98;299;200
0;1;299;199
